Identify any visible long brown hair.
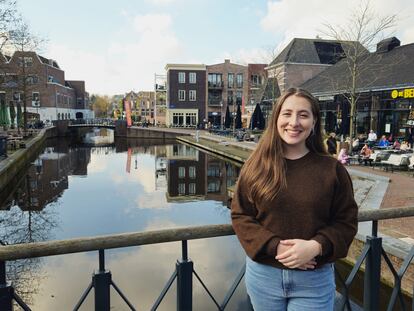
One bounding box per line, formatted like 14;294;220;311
241;88;327;204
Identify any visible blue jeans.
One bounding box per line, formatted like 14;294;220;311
245;256;335;311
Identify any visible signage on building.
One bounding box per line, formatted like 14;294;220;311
318;96;334;101
407;108;414;126
391;88;414;99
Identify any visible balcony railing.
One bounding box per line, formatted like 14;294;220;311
0;207;414;310
208;81;224;88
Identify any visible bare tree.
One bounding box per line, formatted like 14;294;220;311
6;19;45;133
0;0;17;51
320;0;397;139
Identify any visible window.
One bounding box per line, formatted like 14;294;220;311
236;73;243;88
178;167;186;178
26;75;38;84
189;90;196;101
13;92;21;101
32;92;40;107
18;56;33;67
173;112;184;126
178;183;186;195
189;166;196;178
178;72;185;83
207;181;220;193
228;91;234;105
251;74;262;86
185;113;197;126
236;91;242;105
178;90;185;101
208;73;222;87
228;73;234;88
189;183;196;194
189;72;196;83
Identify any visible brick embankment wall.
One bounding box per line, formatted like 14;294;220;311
0;127;57;192
346;237;413;296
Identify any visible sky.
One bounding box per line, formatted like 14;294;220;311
16;0;414;96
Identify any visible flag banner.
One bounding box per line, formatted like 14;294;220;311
125;100;132;127
126;148;132;173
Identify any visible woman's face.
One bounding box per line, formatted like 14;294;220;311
276;95;315;149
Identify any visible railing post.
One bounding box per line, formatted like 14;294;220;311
93;250;111;311
177;240;193;311
0;261;13;311
363;235;382;311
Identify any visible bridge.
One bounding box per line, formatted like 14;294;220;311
1;206;413;311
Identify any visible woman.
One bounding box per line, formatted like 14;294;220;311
326;132;337;155
337;148;350;165
360;143;373;166
231;88;358;311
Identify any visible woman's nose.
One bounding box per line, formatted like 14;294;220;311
288;115;299;126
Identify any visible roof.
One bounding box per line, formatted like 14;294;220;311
269;38;367;66
301;42;414;95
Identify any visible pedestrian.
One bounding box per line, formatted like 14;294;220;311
326;132;337;155
231;88;358;311
367;130;377;147
337;148;350;165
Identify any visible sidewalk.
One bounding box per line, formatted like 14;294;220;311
350;165;414;243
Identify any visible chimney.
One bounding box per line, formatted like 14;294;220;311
376;37;400;53
224;59;230;64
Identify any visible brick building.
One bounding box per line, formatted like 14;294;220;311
0;51;92;123
165;64;207;127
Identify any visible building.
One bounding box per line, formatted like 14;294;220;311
261;38;365;122
135;91;155;124
165;64;207;127
206;59;249;127
0;51;92;123
302;37;414;139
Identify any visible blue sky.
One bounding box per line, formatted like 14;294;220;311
16;0;414;95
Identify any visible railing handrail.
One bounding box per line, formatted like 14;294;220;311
1;206;414;261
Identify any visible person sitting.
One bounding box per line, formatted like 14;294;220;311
352;137;360;152
326;132;337;155
360;143;373;166
400;141;409;151
392;139;401;150
367;130;377;147
337;148;350;165
378;135;389;148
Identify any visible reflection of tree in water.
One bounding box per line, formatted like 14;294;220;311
0;177;60;305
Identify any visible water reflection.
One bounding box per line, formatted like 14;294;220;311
0;132;246;310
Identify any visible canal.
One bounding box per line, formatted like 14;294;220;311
0;129;249;310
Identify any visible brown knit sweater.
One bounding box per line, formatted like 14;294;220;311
231;151;358;269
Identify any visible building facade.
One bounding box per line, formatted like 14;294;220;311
165;64;207;127
0;51;92;124
302;37;414;139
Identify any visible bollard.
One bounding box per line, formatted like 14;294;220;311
363;236;382;311
93;250;111;311
177;241;193;311
0;261;13;311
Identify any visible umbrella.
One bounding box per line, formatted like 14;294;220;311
0;101;7;128
224;105;231;128
17;103;23;128
250;103;265;130
235;103;242;129
9;102;16;128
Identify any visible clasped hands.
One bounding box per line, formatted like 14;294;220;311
275;239;321;270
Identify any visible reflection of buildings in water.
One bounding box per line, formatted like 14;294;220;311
165;145;205;202
83;128;115;145
14;145;91;212
155;156;168;190
162;144;241;203
205;156;241;205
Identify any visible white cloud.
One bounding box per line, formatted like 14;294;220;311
46;13;182;95
261;0;414;50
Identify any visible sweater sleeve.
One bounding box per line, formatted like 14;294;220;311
311;163;358;262
231;175;281;260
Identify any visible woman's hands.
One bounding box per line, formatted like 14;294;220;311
275;239;321;270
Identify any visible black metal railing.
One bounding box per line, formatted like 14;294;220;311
69;118;116;127
0;207;414;310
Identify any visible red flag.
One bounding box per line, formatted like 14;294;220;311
125;100;132;127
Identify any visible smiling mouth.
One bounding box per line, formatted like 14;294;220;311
285;129;302;135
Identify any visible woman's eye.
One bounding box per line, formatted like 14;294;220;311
300;114;309;118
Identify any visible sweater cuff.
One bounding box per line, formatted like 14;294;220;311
311;234;332;257
264;237;280;257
